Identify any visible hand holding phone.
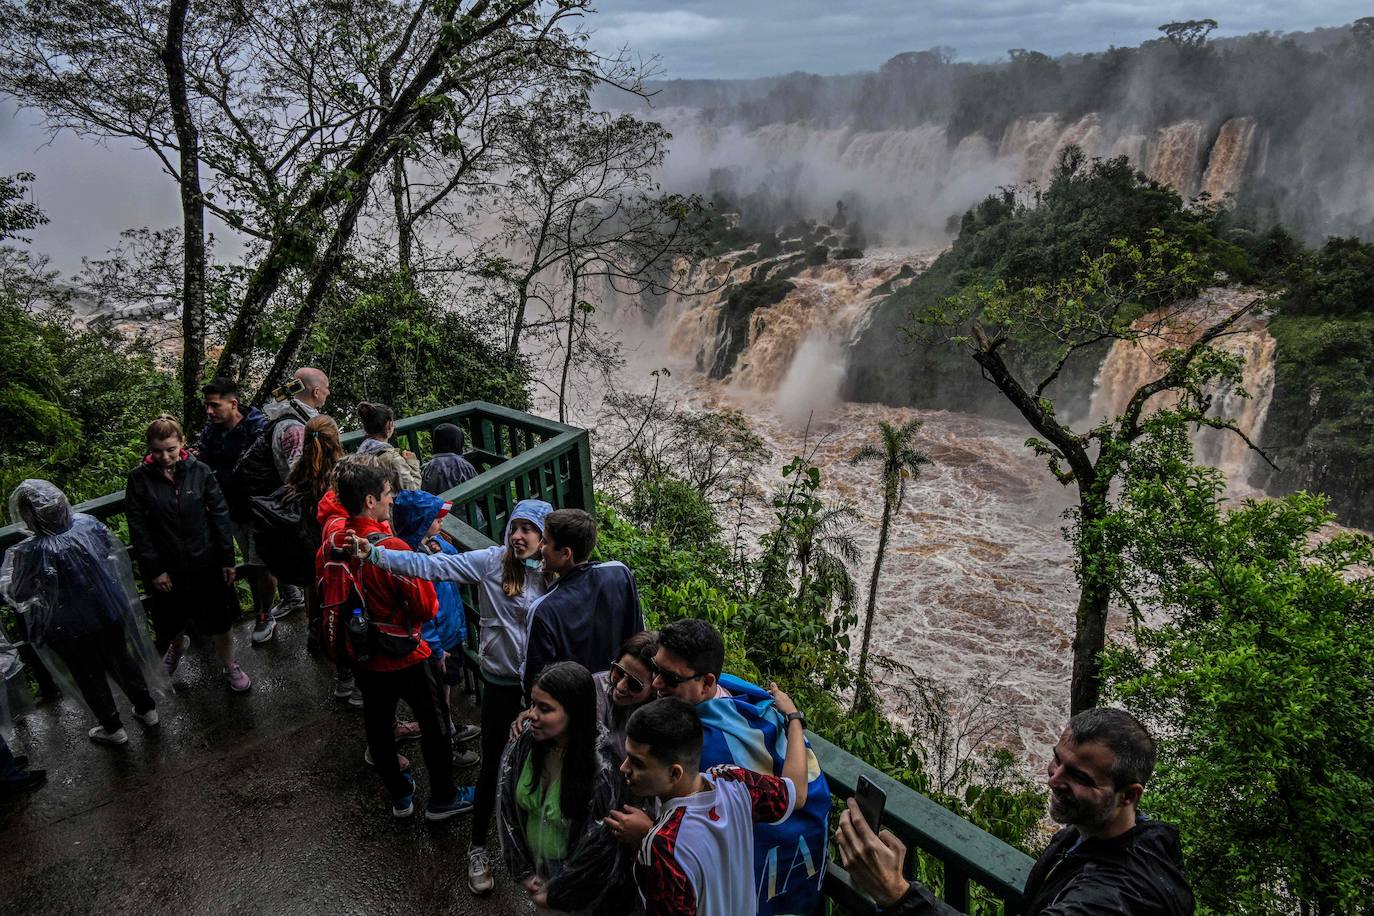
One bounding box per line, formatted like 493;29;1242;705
855;773;886;833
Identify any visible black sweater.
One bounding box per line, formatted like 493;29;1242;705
125;455;235;582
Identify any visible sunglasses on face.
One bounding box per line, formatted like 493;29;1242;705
650;660;708;689
609;662;646;695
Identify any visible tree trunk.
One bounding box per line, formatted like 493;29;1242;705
558;261;578;423
161;0;205;429
392;152;412;278
1069;495;1111;714
252;176;369;403
853;496;892;713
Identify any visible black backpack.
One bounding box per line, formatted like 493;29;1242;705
231;404;309;513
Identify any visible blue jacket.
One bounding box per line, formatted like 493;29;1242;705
422;452;478;496
521;561;644;697
391;490;466;655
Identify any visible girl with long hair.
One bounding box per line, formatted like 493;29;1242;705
497;661;635;914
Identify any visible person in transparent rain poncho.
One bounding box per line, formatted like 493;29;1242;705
497;661;643;915
0;480;170;746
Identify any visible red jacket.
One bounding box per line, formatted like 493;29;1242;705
315;493;436;672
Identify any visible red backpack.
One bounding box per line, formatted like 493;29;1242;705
316;531;387;664
316;530;424;664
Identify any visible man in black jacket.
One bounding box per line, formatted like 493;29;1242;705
834;708;1194;915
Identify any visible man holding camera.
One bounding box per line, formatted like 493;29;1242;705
834;708;1194;915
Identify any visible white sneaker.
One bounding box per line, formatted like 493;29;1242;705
89;725;129;746
133;708;159;727
333;676;356;700
467;846;494;896
348;688;364;708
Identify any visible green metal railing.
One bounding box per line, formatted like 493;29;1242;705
0;400;1032;914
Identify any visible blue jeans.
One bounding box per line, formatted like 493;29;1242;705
0;733;27;786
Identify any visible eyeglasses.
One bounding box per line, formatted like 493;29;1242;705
608;661;645;695
650;660;708;689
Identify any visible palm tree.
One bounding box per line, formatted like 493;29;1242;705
850;418;930;713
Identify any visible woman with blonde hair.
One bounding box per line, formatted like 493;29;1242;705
125;415;249;693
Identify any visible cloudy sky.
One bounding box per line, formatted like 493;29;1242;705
1;2;1366;270
588;1;1368;78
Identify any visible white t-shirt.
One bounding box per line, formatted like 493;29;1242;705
636;765;797;916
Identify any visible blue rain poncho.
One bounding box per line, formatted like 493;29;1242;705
0;480;170;716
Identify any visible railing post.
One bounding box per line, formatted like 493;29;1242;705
570;429;594;512
943;862;971;913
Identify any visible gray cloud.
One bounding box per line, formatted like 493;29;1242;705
590;1;1369;78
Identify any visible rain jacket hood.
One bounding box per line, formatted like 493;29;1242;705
505;499;553;544
391;490;448;548
8;479;74;537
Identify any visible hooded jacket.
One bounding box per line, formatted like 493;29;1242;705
390;489;465;655
880;819;1195;915
1;481;131;644
422;423;479;496
125;453;235;581
522;560;645;698
313;491;437;673
367;498;552;681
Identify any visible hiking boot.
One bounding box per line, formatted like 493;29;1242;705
364;747;411;772
133;707;159;727
392;773;415;819
224;664;252;692
452;724;481;744
453;746;479;768
269;586;305;619
162;635;190;677
88;725;129;746
467;846;495;895
425;786;476;822
393;720;421;743
333;676;356;700
251;613;276;644
0;769;46;797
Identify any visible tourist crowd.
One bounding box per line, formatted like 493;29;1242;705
0;368;1197;915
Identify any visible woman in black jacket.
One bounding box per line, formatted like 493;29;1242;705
125;415;251;692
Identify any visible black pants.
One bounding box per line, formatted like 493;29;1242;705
356;661;455;803
471;679;525;846
49;620;154;732
428;654;453;740
148;567;237;652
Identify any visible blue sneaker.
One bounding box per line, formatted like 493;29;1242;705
392;773;415;819
424;785;476;821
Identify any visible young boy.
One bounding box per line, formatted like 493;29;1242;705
618;697;810;916
522;508;644;697
325;460;468;820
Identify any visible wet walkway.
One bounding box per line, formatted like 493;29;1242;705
0;613;522;915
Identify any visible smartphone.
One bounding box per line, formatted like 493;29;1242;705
855;774;886;833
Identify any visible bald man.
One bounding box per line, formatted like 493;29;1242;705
267;367;331;481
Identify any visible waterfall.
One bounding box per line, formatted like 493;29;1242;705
1087;290;1276;488
1201;117;1259;202
663;251;933;412
1147;121;1207;197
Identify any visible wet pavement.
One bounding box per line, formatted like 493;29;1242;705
0;613;525;915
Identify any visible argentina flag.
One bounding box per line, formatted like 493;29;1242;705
697;673;831;916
